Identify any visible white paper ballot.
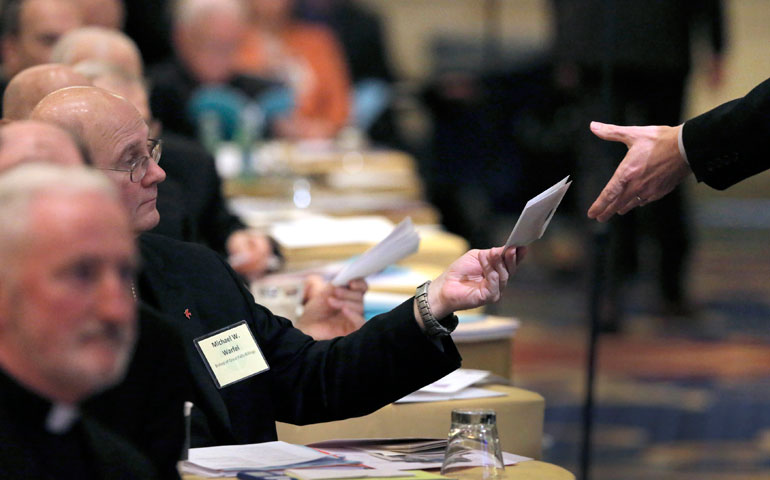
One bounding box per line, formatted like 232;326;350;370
332;218;420;287
505;176;571;247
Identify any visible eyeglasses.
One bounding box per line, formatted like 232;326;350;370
100;138;162;183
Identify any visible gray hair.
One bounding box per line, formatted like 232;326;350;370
0;162;118;268
173;0;243;27
50;26;142;70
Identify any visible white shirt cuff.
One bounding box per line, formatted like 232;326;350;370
677;124;689;166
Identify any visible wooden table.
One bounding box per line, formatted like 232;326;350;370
276;385;544;460
182;461;575;480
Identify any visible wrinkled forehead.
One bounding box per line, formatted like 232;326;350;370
91;115;148;167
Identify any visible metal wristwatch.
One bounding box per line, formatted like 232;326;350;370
415;280;459;337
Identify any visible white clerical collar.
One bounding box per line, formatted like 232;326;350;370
45;403;80;434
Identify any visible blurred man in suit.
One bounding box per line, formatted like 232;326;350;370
0;162;160;479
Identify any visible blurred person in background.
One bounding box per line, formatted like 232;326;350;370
0;119;191;479
2;63;90;120
552;0;726;331
296;0;402;147
150;0;275;142
51;26;144;77
0;0;82;104
236;0;351;140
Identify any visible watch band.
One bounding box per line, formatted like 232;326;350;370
415;280;458;337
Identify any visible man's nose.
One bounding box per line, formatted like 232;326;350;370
96;271;136;327
143;159;166;186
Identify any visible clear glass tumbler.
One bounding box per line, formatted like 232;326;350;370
440;409;505;479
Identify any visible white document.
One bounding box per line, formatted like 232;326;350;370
505;175;571;247
418;369;491;394
270;216;396;249
332;218;420;286
395;387;505;404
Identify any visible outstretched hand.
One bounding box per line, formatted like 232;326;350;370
587;122;693;222
426;246;526;320
295;276;368;340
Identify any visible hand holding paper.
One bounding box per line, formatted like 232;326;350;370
505;176;571;247
427;246;521;319
331;218;420;287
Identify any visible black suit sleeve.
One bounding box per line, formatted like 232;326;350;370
683;77;770;190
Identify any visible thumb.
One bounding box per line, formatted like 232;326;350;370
590;121;632;144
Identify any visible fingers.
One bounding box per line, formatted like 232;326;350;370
344;278;368;293
302;274;326;303
515;246;528;265
587;170;629;221
328;283;365;315
332;287;362;301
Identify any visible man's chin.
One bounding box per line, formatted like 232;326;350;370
134;211;161;233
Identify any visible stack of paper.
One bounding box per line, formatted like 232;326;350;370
332;218;420;286
308;439;530;471
505;175;571;247
181;441;356;477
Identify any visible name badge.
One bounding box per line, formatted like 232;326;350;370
194;321;269;388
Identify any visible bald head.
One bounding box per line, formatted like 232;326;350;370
30;86;166;232
3;64;91;120
74;61;152;123
50;26;143;77
0;120;86;170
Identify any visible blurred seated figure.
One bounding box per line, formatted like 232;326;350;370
0;120;192;479
235;0;351;140
50;26;144;77
0;120;87;168
0;0;82;103
149;0;274;142
297;0;401;146
2;63;90;120
0;162;160;479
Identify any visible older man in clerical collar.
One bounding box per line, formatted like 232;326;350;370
0;162;160;479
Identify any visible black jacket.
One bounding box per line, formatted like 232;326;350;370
137;233;461;447
0;369;161;479
683;77;770;190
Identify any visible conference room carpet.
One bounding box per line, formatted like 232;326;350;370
493;188;770;479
